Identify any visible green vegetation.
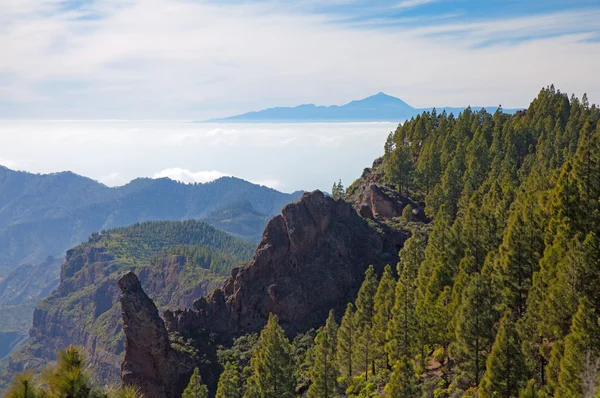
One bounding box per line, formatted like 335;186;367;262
331;180;346;200
0;256;62;358
96;220;255;266
7;86;599;397
1;220;255;391
244;314;295;398
216;362;242;398
183;368;209;398
384;357;419;398
5;346;141;398
202;201;273;243
307;311;338;398
217;87;600;397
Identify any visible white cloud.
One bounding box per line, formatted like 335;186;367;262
280;136;298;146
249;179;284;190
0;157;17;169
395;0;437;9
152;167;283;190
154;167;284;190
152;168;231;184
0;1;599;118
99;171;127;186
0;120;396;192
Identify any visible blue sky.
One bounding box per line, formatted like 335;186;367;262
1;0;600;119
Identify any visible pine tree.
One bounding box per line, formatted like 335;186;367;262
307;310;339;398
331;180;345;200
437;140;467;220
450;273;497;388
555;297;600;398
519;380;539;398
496;196;544;317
387;265;418;365
385;145;413;195
572;120;600;235
372;264;396;371
217;362;242;398
337;303;356;378
112;386;144;398
384;357;420;398
415;210;460;364
5;372;41;398
183;368;209;398
41;345;92;398
387;232;427;365
542;339;564;397
479;313;527;397
354;265;378;380
245;314;295;398
542;234;588;340
402;204;413;222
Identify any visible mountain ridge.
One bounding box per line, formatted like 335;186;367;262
204;92;522;123
0;166;302;271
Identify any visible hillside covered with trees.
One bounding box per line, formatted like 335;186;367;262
5;86;600;398
211;86;600;397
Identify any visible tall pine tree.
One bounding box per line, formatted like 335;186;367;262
5;372;42;398
479;313;527;397
450;273;497;388
307;310;339;398
245;314;295;398
384;357;420;398
555;298;600;398
337;303;356;378
183;368;209;398
387;232;426;365
217;362;242;398
372;264;396;371
354;265;378;380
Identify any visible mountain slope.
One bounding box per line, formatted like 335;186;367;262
0;169;299;368
0;256;62;357
206;92;521;122
202;201;272;243
0;170;300;272
0;220;255;389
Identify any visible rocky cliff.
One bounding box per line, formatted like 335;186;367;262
119;272;196;398
120;190;413;396
0;221;255;390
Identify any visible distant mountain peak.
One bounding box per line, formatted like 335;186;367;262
205;92;415;123
348;92;412;108
373;91;394;98
203;93;522;123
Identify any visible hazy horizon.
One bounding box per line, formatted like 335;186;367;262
0;120;397;193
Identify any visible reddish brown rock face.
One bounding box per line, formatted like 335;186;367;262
120;190;409;397
165;190;403;338
354;183;428;222
119;271;195;398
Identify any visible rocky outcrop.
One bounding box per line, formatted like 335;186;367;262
165;191;404;339
119;272;195;398
0;221;251;390
353;184;428;222
346;158;428;222
122;191;408;396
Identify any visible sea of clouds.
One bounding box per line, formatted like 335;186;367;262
0;120;397;192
